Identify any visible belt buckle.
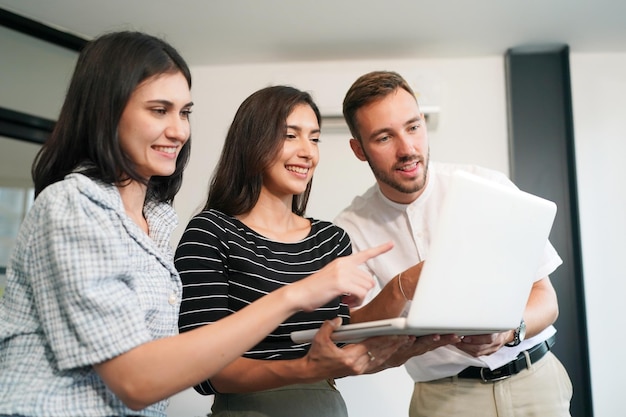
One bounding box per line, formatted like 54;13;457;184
479;367;512;383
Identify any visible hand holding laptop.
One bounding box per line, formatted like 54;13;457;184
306;317;413;375
305;317;460;376
367;333;463;372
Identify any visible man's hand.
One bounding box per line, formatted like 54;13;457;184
366;333;461;372
454;331;512;357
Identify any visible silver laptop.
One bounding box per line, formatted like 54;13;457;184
291;170;557;344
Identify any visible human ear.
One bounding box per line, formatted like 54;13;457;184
349;138;368;162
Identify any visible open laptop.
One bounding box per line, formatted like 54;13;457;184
290;170;557;344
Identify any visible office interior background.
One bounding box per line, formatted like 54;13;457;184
1;1;625;416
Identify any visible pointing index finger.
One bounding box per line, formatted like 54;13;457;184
351;241;394;264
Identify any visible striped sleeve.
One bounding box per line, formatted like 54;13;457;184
175;213;230;333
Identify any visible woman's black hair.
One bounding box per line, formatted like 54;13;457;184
205;85;321;216
32;31;192;202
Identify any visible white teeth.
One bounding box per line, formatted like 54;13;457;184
286;166;309;174
154;146;176;154
399;161;418;171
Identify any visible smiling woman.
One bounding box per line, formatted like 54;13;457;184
117;74;193;182
172;85;438;417
0;31;196;417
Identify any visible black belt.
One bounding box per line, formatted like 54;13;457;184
457;334;556;382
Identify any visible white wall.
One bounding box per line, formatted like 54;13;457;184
570;53;626;417
172;57;509;241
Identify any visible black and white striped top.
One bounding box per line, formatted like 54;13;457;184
174;209;352;394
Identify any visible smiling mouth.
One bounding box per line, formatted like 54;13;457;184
286;165;309;174
397;160;419;171
153;146;177;154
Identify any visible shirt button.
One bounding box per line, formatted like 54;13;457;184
168;293;177;305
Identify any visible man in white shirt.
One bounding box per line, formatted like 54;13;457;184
335;70;573;417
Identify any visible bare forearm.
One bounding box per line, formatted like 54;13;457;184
210;357;322;393
522;277;559;339
95;241;392;409
210;335;418;392
351;275;405;323
351;263;422;323
95;286;303;410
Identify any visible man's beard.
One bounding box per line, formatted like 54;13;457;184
365;149;429;195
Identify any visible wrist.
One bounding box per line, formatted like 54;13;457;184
507;329;516;344
281;277;329;314
505;319;526;347
397;273;410;301
300;354;328;382
280;284;301;311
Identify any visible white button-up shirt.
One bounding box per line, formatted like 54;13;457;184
335;162;561;382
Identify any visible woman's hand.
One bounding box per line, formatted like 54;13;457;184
289;241;393;312
303;318;412;378
207;317;412;393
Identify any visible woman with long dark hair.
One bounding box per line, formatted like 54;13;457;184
175;85;453;416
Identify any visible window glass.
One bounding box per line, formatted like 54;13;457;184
0;186;34;296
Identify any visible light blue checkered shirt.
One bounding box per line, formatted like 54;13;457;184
0;173;181;417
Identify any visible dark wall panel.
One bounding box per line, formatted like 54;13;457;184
505;45;593;417
0;8;85;144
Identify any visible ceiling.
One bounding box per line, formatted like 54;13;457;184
1;0;626;66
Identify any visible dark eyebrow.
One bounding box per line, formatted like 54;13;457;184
147;99;194;108
286;124;321;135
